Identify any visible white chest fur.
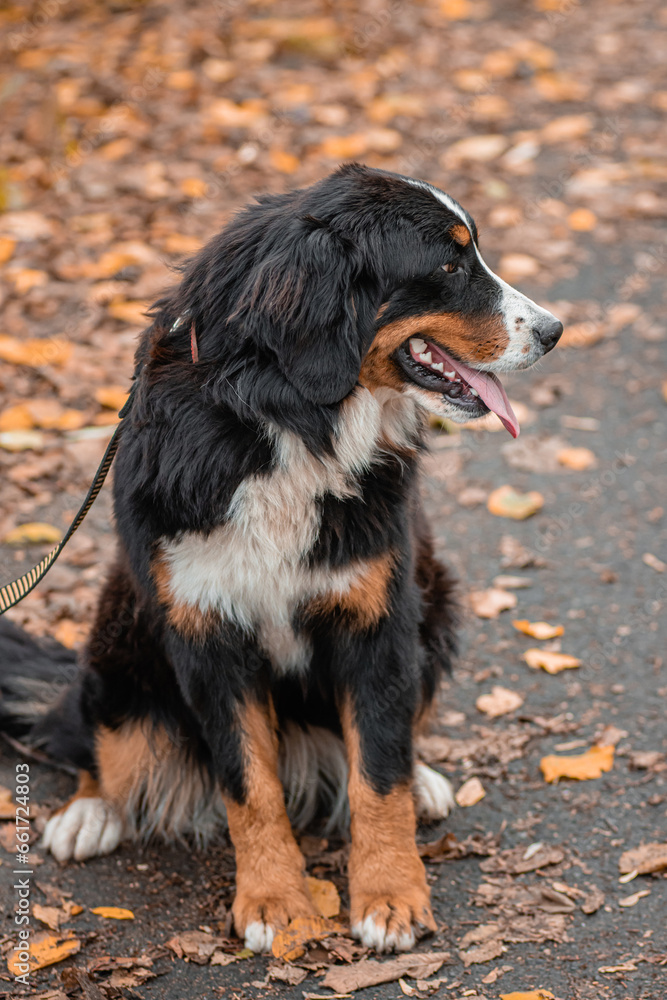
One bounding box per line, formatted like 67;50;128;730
159;388;420;672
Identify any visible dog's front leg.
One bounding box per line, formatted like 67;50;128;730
340;691;436;952
170;637;316;952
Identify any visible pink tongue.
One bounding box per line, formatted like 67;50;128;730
435;348;520;438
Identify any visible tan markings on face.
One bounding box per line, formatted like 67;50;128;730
226;699;316;939
307;553;394;630
450;223;471;247
152;552;219;641
340;700;436;942
366;312;509;378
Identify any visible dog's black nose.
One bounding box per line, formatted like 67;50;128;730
533;318;563;352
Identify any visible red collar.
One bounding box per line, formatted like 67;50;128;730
190;321;199;363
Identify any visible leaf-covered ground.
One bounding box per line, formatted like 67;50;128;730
0;1;666;998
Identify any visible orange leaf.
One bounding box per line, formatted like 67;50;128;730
540;744;614;783
523;649;580;674
455;776;486;806
487;485;544;520
6;931;81;975
161;233;202;254
95;386;130;411
0;335;72;367
567;208;597;232
108;300;150;326
269;149;300;174
4;522;62;545
0;236;16;265
0;404;33;432
180;177;208;199
90;906;135;919
8;268;48;294
501;992;555;1000
556;446;596;470
53;620;90;649
271;915;344;960
512;620;564;640
306;876;340;918
317;133;369;159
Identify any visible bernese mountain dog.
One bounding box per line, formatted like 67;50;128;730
0;164;562;953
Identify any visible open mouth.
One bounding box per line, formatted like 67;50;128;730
396;336;520;438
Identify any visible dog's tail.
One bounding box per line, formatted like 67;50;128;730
0;619;94;770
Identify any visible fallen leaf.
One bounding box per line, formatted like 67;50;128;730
599;962;638;974
108;300;150;326
513;620;564;640
494;575;533;589
581;885;605;914
476;686;524;718
440;0;474;19
0;430;45;451
0;235;16;264
322;952;450;993
166;930;229;963
480;843;565;875
271;915;344;961
269;149;300;174
567;208;597;231
53;620;89;649
487;486;544;520
619;842;667;875
559;322;605;348
6;932;81;975
642;552;666;573
498;253;540;282
306;877;340;918
469;587;517;618
540;744;614;783
0;335;72;367
317;133;369;158
455;776;486;807
443;134;508;167
4;522;62;545
0;786;14;819
500;992;555;1000
90;906;134;920
7;268;49;293
95;386;130;411
618;889;651;908
540;113;593;143
523;649;581;674
33;901;83;931
556;446;597;471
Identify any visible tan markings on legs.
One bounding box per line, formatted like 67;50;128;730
341;701;436;951
450;223;471;247
360;313;509;388
50;770;100;817
307;553;394;630
226;699;316;949
152;551;219;640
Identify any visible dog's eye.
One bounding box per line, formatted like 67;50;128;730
441;262;461;274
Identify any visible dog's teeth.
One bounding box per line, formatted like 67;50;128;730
419;352;432;364
469;387;479;396
431;362;444;372
410;338;427;354
444;371;456;379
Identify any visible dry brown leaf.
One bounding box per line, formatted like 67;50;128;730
619;842;667;875
6;931;81;975
642;552;666;573
556;446;596;470
0;235;16;264
440;0;474;19
271;915;344;960
618;889;651;908
0;335;72;367
487;486;544;520
33;901;83;931
480;843;565;875
494;574;533;589
443;134;508;167
4;522;62;545
90;906;134;919
7;268;49;293
306;876;340;918
0;786;15;819
567;208;597;231
523;649;580;674
540;744;614;783
166;930;230;963
53;620;89;649
540;114;593;143
322;951;450;993
269;149;300;174
317;134;369;158
559;322;605;348
513;620;564;640
455;776;486;807
476;686;524;718
498;253;540;282
469;587;517;618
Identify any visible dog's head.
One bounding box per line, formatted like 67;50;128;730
181;164;561;438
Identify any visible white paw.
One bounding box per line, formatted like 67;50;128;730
42;797;124;863
352;914;415;953
244;920;275;953
413;762;455;822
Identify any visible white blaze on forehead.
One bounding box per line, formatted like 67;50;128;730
403;177;473;229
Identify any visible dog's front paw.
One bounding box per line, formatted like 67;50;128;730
233;882;317;953
42;797;124;863
413;762;455;822
350;887;436;952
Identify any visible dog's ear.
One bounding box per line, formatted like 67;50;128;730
237;218;377;405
